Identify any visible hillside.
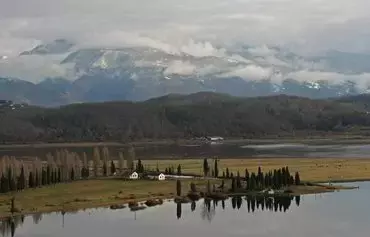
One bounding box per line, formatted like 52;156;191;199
1;93;370;143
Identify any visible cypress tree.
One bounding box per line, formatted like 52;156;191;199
28;172;34;188
236;171;242;189
8;167;16;191
136;159;141;173
71;168;75;181
1;174;9;193
19;166;25;190
226;168;230;178
35;169;39;187
285;166;291;185
257;166;262;184
57;168;61;183
231;177;236;192
85;167;89;178
103;162;107;176
177;164;182;175
81;167;85;179
282;167;287;186
41;169;46;186
203;158;209;176
277;169;283;188
222;171;225;178
176;180;181;196
214;159;219;178
110;160;116;175
245;168;249;182
295;172;301;185
50;169;55;184
46;165;51;185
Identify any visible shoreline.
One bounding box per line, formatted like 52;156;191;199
0;178;361;221
2;135;370;148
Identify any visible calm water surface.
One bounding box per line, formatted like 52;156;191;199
2;182;369;237
2;142;370;159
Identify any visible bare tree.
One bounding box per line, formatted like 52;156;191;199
118;152;125;174
93;147;101;177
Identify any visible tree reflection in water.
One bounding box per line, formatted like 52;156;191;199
176;195;302;221
0;215;25;237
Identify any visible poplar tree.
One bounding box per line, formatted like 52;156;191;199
236;171;242;189
103;162;107;176
118;152;125;174
214;159;219;178
19;166;25;190
35;169;39;187
245;168;249;182
177;164;182;175
110;160;116;175
93;147;101;177
295;172;301;185
71;168;75;181
127;145;135;171
28;171;34;188
231;177;236;192
203;158;209;176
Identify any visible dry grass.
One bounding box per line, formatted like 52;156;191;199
0;178;211;219
1;157;369;219
143;157;370;182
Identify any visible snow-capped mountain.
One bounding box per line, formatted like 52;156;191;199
1;39;370;106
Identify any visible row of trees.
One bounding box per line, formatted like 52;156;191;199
229;166;301;192
0;146;137;194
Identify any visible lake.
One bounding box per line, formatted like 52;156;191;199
1;181;369;237
2;140;370;159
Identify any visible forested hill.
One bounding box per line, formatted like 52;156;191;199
1;92;370;143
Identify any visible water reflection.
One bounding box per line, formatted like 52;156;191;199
0;215;24;237
1;182;369;237
177;195;301;222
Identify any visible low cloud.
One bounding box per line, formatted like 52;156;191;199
0;54;75;82
163;60;196;76
220;65;272;80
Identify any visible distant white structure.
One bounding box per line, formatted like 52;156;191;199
207;136;224;142
158;173;166;181
129;172;139;180
268;189;275;195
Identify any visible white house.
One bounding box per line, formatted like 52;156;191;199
158;173;166;181
129;172;139;180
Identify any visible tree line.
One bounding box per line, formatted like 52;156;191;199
2;93;370;144
201;157;301;191
0;146;137;194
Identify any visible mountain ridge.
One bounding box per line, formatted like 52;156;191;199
2;39;370;106
1;92;370;143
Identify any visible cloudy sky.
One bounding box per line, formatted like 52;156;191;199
1;0;370;55
1;0;370;84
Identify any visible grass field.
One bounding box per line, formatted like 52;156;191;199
0;157;369;219
0;179;216;219
143;157;370;182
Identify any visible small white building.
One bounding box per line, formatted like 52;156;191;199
207;136;224;142
129;172;139;180
158;173;166;181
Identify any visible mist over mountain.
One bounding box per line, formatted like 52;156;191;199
1;39;370;106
